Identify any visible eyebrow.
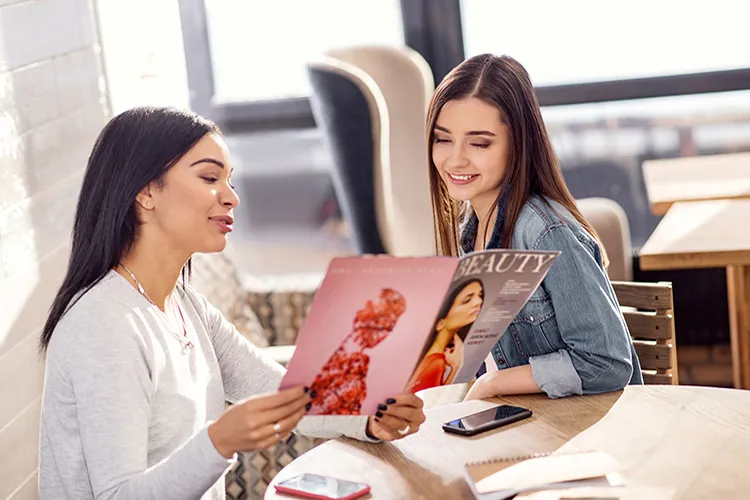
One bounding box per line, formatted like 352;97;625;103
435;125;496;137
190;158;225;168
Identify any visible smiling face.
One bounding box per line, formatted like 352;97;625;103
431;97;511;218
139;133;239;255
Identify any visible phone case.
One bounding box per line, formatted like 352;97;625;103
274;479;370;500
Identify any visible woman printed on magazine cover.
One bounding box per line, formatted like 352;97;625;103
37;107;426;500
406;278;484;393
426;54;643;401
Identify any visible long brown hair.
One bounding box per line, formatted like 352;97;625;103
426;54;608;266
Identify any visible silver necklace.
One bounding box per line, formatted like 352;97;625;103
118;263;194;353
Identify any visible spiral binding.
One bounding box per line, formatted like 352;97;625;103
466;448;595;467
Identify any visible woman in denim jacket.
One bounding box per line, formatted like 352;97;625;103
427;54;643;400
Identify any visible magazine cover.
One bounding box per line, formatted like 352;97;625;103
279;256;459;416
280;249;559;416
404;250;559;394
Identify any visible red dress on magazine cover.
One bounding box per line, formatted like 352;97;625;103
405;352;447;393
308;288;406;415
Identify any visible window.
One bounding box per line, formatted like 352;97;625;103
96;0;191;114
458;0;750;247
460;0;750;85
204;0;404;104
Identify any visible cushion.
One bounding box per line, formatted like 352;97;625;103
189;252;271;347
240;273;322;346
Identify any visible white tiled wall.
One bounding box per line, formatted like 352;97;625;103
0;0;109;498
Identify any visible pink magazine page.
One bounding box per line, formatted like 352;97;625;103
280;256;459;416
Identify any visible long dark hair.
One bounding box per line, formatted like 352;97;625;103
438;278;485;342
426;54;607;265
39;106;219;353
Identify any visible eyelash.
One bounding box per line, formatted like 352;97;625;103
201;177;235;189
433;138;489;149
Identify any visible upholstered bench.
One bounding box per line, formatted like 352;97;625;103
189;252;323;498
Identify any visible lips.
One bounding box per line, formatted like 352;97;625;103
209;214;234;233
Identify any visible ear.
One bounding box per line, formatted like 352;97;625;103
135;186;155;211
436;319;446;331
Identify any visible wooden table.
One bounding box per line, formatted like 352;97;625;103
266;386;750;499
642;152;750;215
639;199;750;389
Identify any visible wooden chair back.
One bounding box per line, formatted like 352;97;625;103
611;281;679;385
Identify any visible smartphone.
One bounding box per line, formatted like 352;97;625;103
442;404;532;437
274;473;371;500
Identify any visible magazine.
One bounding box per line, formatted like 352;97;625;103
279;249;559;415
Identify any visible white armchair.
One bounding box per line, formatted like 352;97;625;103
323;45;437;256
577;197;633;281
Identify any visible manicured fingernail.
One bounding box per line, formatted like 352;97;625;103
377;404;387;411
303;386;310;393
310;390;317;398
386;398;396;404
374;417;380;422
375;411;383;418
306;402;312;411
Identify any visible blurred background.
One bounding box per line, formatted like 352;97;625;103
95;0;750;275
2;1;750;498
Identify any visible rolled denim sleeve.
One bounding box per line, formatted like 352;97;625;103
529;224;634;397
529;350;582;398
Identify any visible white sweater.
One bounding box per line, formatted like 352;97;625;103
39;270;372;500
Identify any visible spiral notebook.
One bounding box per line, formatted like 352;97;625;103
463;450;624;500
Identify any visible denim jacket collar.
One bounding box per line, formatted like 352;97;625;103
459;188;510;255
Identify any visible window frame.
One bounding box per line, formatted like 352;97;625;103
178;0;750;132
178;0;432;132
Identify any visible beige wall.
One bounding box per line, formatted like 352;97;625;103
0;0;109;498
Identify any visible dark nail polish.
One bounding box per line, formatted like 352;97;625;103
306;402;312;411
386;398;397;404
303;386;310;393
374;417;380;422
375;411;383;418
377;404;387;411
310;390;317;399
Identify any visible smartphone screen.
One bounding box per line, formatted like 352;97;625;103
444;405;531;433
276;473;369;499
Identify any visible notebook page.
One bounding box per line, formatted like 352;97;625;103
475;451;620;494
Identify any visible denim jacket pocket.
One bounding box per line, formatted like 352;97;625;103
508;288;560;358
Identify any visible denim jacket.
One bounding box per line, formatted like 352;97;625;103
460;195;643;398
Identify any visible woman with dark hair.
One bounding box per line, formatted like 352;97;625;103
406;278;484;393
426;54;642;401
38;107;425;500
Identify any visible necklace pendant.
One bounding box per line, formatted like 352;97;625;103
182;341;194;354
